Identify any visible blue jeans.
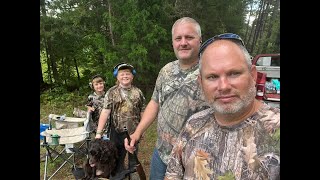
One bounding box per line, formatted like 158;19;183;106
149;148;167;180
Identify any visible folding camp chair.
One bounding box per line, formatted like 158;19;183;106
40;112;92;180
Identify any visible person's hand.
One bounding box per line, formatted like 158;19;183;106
87;106;95;112
88;107;95;112
124;133;139;154
95;133;102;139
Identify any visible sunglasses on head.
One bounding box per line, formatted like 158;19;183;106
199;33;245;56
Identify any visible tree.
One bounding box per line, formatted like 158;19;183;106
40;0;280;94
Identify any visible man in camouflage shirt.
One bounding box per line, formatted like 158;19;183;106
125;17;209;179
96;63;146;175
165;33;280;180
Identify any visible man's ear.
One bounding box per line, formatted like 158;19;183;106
197;74;202;87
250;65;257;83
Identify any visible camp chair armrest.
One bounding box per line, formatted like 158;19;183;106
50;114;86;123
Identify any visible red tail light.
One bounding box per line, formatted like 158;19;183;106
256;72;267;100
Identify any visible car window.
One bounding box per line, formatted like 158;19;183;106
256;56;280;67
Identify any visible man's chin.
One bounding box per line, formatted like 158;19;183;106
177;53;192;60
120;81;132;86
210;102;241;114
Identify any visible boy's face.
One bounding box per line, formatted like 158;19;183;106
117;69;134;87
92;81;105;93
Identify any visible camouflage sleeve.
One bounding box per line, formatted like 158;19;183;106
259;122;280;180
165;137;185;179
103;89;113;109
243;107;280;180
258;151;280;180
151;67;164;103
138;88;146;112
245;135;280;180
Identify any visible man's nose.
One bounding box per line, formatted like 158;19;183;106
180;38;188;46
218;77;231;90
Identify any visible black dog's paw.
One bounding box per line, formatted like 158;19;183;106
82;159;95;180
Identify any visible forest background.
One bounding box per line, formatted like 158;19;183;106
40;0;280;95
40;0;280;179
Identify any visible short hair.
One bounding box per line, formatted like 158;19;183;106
92;75;104;84
89;75;105;89
199;39;252;74
171;17;201;38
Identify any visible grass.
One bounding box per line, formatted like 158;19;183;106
40;90;157;179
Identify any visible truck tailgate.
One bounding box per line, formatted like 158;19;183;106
255;66;280;78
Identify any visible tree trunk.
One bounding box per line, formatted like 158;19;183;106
74;58;81;86
250;0;264;53
61;57;67;85
40;60;44;86
50;49;60;83
261;0;279;53
107;0;115;46
259;1;270;39
45;41;52;84
244;0;254;43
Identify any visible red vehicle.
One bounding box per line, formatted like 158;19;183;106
253;54;280;108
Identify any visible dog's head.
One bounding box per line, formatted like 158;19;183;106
87;139;118;178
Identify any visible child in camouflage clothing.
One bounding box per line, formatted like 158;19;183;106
95;63;146;176
86;75;106;131
73;75;106;132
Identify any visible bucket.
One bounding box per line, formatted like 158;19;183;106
40;123;49;140
51;134;60;145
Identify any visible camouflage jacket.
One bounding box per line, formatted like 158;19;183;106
151;60;209;164
87;92;105;130
165;103;280;180
104;85;146;134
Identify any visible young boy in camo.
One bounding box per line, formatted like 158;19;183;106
73;75;106;132
86;75;106;131
95;63;146;176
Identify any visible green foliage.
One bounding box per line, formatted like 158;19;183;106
40;0;279;95
40;88;88;112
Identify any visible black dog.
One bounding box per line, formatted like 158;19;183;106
82;139;118;180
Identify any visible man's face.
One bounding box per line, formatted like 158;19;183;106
172;23;201;62
117;69;134;87
198;40;257;114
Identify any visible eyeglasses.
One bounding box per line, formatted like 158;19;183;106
199;33;245;56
